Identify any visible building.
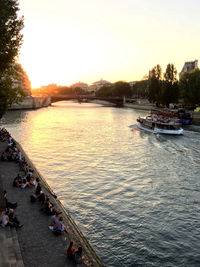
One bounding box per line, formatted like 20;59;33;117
12;63;32;96
179;60;198;78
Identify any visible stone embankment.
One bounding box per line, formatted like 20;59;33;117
10;96;51;110
192;112;200;125
0;139;104;267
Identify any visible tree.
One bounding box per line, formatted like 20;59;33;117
179;69;200;105
148;65;162;106
74;87;88;96
95;81;131;98
162;64;179;107
95;85;113;97
132;80;148;98
112;81;131;97
0;64;26;118
0;0;24;118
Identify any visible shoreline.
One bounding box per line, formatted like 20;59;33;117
0;138;104;267
123;103;200;125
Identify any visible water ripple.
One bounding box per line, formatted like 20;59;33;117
2;102;200;267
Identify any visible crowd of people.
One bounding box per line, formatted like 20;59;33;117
0;128;90;267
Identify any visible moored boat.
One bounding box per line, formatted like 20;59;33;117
136;115;183;135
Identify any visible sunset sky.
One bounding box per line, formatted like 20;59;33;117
18;0;200;88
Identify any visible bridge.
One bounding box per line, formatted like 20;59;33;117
50;95;129;106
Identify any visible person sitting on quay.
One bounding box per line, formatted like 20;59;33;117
8;135;14;147
4;190;17;209
26;173;36;186
35;182;42;196
67;241;75;260
38;191;47;210
0;128;12;143
43;197;62;216
16;150;22;163
49;212;62;227
13;173;22;187
21;178;31;189
13;177;22;187
43;196;55;215
24;165;30;176
7;208;23;228
73;246;90;267
5;147;13;161
19;157;27;171
0;207;5;224
53;216;69;234
2;210;23;228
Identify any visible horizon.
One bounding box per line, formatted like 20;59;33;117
18;0;200;88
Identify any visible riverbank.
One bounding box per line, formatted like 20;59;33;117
124;103;200;125
0;139;104;267
9;96;51;110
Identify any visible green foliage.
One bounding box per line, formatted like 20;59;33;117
148;65;162;106
74;87;89;96
132;80;148;98
163;64;177;84
0;0;24;118
0;64;26;118
113;81;131;97
95;85;113;97
161;81;179;107
148;64;179;107
57;87;73;95
179;69;200;105
95;81;131;97
161;64;179;106
0;0;24;73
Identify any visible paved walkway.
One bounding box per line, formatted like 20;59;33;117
0;140;103;267
0;141;75;267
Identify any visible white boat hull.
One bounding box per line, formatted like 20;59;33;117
137;122;183;135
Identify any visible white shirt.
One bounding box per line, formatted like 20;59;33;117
2;214;9;226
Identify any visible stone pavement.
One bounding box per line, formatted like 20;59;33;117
0;226;24;267
0;140;103;267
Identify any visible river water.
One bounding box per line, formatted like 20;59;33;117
1;101;200;267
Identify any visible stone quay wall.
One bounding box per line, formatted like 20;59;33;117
10;96;51;110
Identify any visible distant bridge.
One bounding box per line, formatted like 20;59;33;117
50;95;130;106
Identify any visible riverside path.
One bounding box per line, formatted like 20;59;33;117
0;139;103;267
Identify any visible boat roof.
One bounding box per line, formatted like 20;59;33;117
142;116;181;126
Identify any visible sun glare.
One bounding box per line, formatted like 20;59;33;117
18;0;200;88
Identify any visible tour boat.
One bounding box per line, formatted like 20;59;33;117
150;109;193;125
136;115;183;135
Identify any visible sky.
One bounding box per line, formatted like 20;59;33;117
18;0;200;88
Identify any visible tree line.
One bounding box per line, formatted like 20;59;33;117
18;60;200;109
94;64;200;108
0;0;25;118
148;64;200;107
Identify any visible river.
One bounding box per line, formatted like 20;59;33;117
1;101;200;267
